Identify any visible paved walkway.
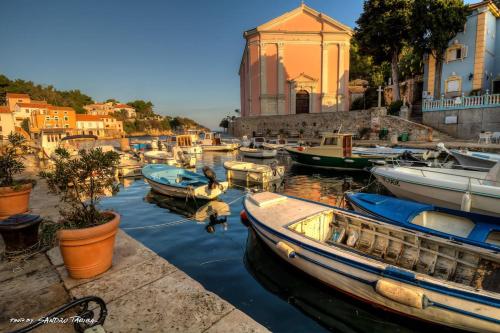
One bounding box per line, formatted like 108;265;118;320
0;158;268;332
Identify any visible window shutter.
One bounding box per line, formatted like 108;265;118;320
462;45;468;58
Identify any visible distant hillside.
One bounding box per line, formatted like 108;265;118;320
0;74;208;131
0;74;93;114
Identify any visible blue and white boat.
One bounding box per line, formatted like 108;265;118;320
345;192;500;251
243;191;500;332
142;164;228;200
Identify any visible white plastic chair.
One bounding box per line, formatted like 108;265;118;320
478;132;493;144
491;132;500;143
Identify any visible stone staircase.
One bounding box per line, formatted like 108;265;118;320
410;101;455;142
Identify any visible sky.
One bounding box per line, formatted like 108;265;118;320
0;0;474;129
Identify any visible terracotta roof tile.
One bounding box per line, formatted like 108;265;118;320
17;103;50;108
48;105;75;111
0;106;11;113
6;93;30;99
76;114;103;121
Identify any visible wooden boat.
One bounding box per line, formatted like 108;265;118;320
371;163;500;217
143;149;196;168
224;161;285;184
345;192;500;251
243;192;500;332
285;133;386;170
142;164;228;200
239;147;277;159
166;135;203;154
200;132;238;151
450;149;500;171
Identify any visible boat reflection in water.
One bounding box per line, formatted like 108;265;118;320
244;228;460;333
145;191;230;233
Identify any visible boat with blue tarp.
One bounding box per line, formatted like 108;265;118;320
345;192;500;251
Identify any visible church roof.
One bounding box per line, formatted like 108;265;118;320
244;3;353;37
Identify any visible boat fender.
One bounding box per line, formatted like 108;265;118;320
346;229;359;247
240;210;249;227
344;159;354;163
461;192;472;212
375;279;428;309
276;241;296;258
297;146;305;151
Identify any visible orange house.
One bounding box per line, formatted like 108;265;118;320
239;4;352;117
30;106;77;134
6;93;31;111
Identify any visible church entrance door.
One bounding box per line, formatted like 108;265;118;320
296;90;310;114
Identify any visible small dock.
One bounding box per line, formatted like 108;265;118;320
0;162;268;333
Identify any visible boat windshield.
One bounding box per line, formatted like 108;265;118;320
410;211;475;238
323;137;338;146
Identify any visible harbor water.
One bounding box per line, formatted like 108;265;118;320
99;150;458;333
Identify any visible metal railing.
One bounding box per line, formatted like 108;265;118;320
423;93;500;111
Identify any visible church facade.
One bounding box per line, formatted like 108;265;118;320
239;4;352;117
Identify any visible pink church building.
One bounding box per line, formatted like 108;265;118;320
239;4;353;117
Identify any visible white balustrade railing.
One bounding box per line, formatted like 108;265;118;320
423;93;500;111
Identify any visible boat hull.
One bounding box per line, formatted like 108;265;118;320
240;149;277;159
287;148;377;170
372;167;500;217
245;201;500;332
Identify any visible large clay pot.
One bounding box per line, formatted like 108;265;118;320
58;212;120;279
0;183;32;220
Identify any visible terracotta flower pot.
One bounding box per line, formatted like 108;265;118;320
58;212;120;279
0;183;32;220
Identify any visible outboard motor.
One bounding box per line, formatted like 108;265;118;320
203;166;220;189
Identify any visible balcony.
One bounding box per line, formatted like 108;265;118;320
423;93;500;112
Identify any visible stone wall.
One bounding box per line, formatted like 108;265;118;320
230;108;433;141
423;107;500;139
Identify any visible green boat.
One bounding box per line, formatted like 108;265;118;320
285;133;386;170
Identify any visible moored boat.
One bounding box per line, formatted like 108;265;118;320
450;149;500;171
143;149;196;168
239;147;277;159
345;192;500;250
200;132;238;151
243;191;500;332
286;133;386;170
224;161;285;184
353;146;427;158
371;163;500;217
142;164;228;200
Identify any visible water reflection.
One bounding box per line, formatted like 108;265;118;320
145;191;230;223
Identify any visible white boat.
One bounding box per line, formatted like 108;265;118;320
249;137;266;148
450;149;500;171
240;147;277;159
243;192;500;333
371;163;500;217
262;138;288;150
143;148;196;168
142;164;228;200
241;135;251;147
224;161;285;184
176;134;202;154
200;132;238;151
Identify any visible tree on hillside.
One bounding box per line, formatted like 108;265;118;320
105;98;118;104
355;0;413;101
219;117;229;132
412;0;469;98
126;100;154;118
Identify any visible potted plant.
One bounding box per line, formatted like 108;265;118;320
0;133;33;220
40;147;120;279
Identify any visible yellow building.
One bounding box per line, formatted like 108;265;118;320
101;115;124;137
0;106;16;142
